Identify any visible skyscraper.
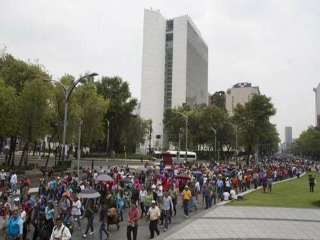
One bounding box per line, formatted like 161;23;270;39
285;126;293;149
140;9;208;150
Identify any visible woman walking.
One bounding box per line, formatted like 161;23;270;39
82;199;95;238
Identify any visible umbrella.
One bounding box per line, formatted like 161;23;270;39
137;166;148;172
223;171;231;177
175;174;190;180
121;177;132;183
193;170;202;175
155;174;166;179
95;174;114;184
78;189;101;199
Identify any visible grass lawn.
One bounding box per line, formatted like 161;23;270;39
228;171;320;208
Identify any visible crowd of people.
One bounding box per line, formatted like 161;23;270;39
0;156;316;240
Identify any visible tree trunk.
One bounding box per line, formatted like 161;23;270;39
45;138;53;169
33;141;37;156
9;136;17;166
18;143;29;169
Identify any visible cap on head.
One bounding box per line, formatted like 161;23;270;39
185;185;188;188
14;197;20;202
151;200;156;204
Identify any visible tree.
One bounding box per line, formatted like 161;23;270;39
209;91;226;110
232;94;279;164
290;127;320;159
0;52;48;93
18;79;52;167
96;76;138;154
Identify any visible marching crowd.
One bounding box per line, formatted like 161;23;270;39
0;156;315;240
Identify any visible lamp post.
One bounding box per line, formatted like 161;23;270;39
313;87;319;127
227;123;238;155
106;119;110;155
172;111;188;163
46;73;98;176
210;127;217;160
77;119;83;178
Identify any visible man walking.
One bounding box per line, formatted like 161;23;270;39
182;185;191;219
127;202;139;240
146;200;160;239
0;169;6;188
161;190;173;232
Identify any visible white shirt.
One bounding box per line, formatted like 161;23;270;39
230;189;237;199
157;185;163;196
10;173;17;184
147;206;161;221
20;210;26;223
71;199;81;216
50;224;72;240
223;192;230;201
0;171;6;180
139;190;147;203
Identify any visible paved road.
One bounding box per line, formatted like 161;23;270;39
25;196;209;240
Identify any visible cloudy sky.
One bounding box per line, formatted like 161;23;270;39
1;0;319;142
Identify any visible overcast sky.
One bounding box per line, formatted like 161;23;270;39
1;0;319;142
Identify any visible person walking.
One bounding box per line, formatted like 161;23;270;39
82;199;95;238
308;174;316;192
139;185;147;218
10;171;17;194
0;169;6;188
144;189;153;217
49;217;72;240
161;190;173;232
71;195;81;230
146;200;160;239
168;184;178;216
7;209;23;240
127;202;139;240
181;185;191;219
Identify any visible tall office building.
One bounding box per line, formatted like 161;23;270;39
140;9;208;150
285;126;293;149
313;83;320;127
225;82;260;115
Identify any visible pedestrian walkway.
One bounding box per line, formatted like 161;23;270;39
156;205;320;240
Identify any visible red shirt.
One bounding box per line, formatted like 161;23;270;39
128;206;139;225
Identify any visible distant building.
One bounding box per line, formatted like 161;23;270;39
140;9;208;150
225;82;260;115
285;126;293;149
313;84;320;127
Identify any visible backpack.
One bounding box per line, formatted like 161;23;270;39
53;226;65;236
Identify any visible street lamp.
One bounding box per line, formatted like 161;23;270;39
226;122;238;155
172;111;188;163
106;119;110;163
77;119;83;178
210;127;217;160
46;73;98;176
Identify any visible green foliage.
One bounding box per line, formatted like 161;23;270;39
232;95;279;158
18;79;52;144
290;127;320;159
95;76;139;153
0;52;49;93
0;78;19;136
72;82;109;146
209;91;226;110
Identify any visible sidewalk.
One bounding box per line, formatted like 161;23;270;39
157;206;320;240
156;173;320;240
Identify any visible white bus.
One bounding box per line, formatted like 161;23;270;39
153;150;197;164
